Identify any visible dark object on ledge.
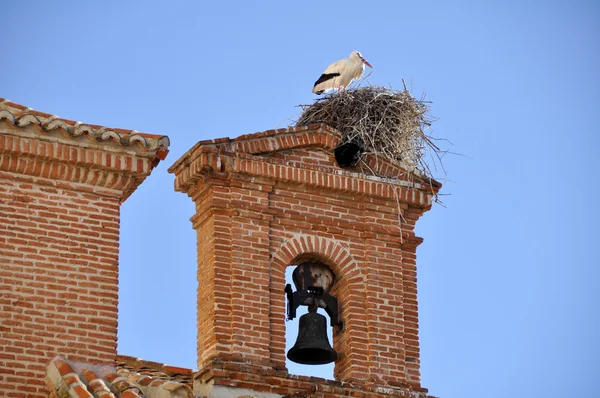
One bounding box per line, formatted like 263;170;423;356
334;139;364;168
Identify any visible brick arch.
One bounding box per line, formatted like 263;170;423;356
269;234;370;381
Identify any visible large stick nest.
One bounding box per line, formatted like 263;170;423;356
297;85;442;180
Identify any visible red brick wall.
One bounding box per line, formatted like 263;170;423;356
0;175;120;396
0;123;160;397
170;126;438;397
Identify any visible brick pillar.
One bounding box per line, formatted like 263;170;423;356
0;100;168;397
189;174;274;367
170;125;439;397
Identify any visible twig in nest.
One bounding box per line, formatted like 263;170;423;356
296;85;444;183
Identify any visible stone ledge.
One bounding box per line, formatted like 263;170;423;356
194;355;431;398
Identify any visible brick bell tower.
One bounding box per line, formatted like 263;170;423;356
169;124;440;397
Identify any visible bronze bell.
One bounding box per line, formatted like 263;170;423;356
287;312;338;365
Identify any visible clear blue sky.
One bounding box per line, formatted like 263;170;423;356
2;1;598;397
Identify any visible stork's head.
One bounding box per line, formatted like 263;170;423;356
351;51;373;68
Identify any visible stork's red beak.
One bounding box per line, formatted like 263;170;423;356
362;58;373;68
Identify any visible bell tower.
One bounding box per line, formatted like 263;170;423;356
169;124;439;397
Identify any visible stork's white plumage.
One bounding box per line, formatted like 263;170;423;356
312;51;373;94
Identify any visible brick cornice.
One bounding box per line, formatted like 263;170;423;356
1;123;158;200
171;149;436;208
170;125;440;208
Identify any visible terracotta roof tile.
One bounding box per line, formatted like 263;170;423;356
46;357;193;398
103;372;143;397
81;368;116;397
0;98;170;159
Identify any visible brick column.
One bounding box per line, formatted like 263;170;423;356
401;207;429;387
187;173;275;367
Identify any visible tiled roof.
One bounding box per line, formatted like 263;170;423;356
46;357;194;398
0;98;169;161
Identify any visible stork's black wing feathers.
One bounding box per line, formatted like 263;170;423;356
313;73;340;87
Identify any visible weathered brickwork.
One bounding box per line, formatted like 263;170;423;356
0;174;121;396
170;124;440;397
0;100;168;397
1;95;438;398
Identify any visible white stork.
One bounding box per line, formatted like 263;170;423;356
312;51;373;94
